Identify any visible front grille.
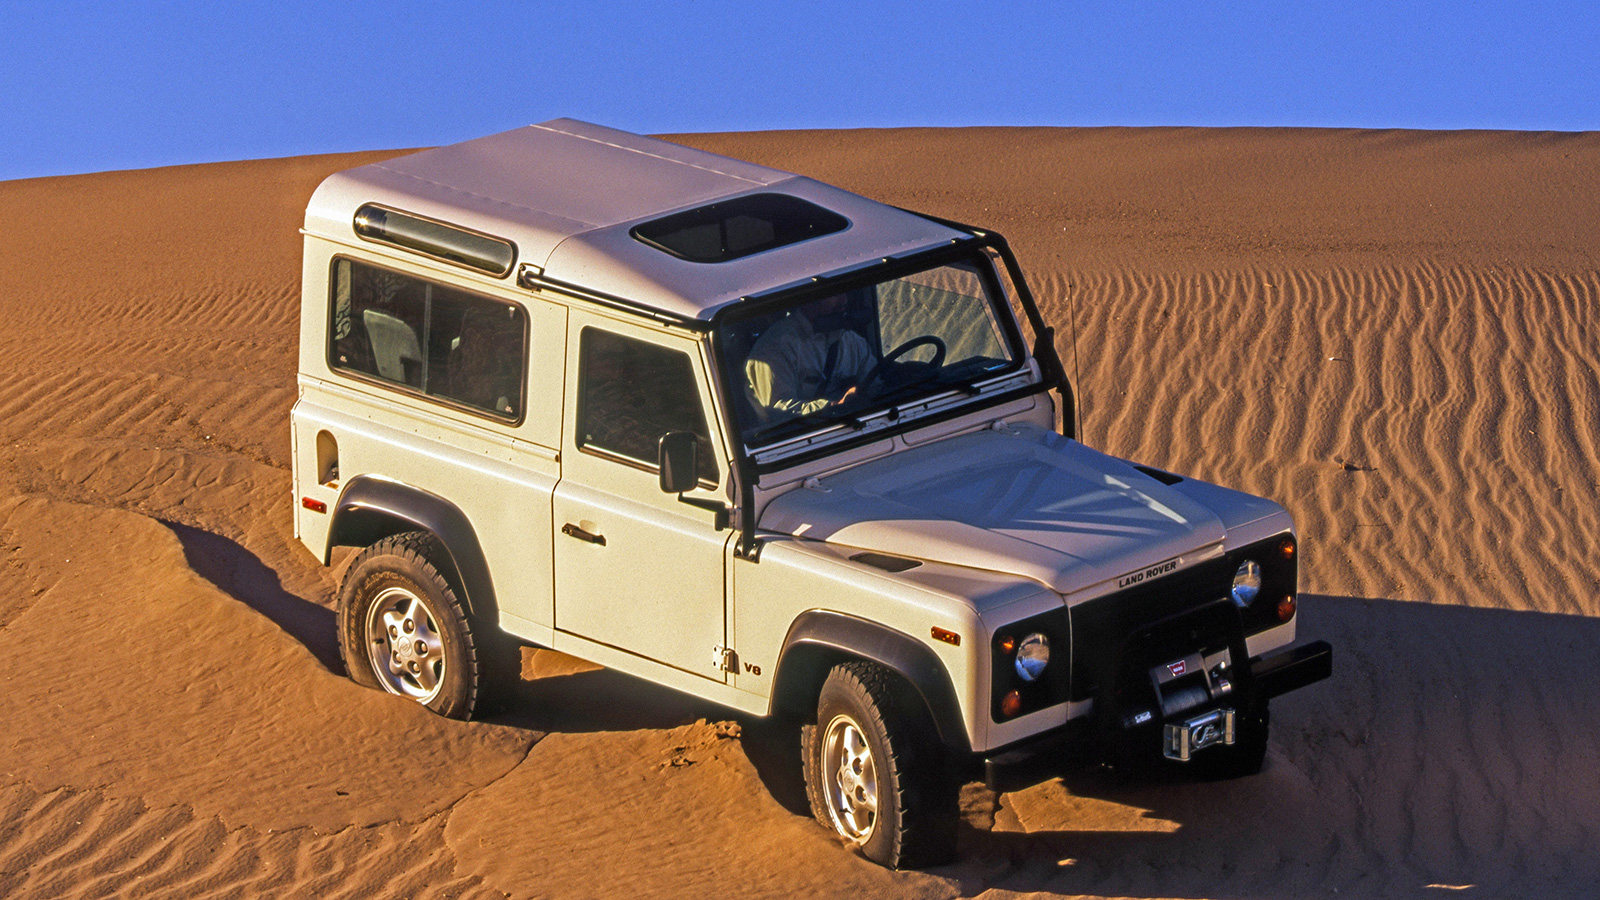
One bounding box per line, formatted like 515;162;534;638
1067;557;1233;702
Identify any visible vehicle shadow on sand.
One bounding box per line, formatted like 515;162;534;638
488;656;813;813
482;593;1600;899
163;520;342;671
932;594;1600;900
163;545;1600;899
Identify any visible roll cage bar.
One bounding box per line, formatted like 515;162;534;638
705;218;1076;560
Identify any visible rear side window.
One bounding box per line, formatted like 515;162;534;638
329;258;527;421
576;328;717;484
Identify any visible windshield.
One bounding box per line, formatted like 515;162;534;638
719;254;1025;448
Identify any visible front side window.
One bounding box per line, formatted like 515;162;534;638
329;258;527;420
576;328;718;484
720;254;1023;447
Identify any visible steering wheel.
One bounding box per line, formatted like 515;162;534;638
861;335;947;390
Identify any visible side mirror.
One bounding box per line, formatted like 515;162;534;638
658;431;699;494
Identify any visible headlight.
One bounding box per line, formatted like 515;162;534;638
1013;632;1050;682
1231;559;1261;607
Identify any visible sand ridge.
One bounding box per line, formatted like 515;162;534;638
2;127;1598;898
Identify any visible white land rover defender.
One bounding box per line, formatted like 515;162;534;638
291;119;1331;868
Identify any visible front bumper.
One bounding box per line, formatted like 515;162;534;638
982;639;1332;792
1253;639;1333;700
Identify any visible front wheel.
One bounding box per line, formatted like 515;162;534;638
801;662;958;868
338;532;485;720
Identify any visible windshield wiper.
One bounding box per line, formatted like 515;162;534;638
746;370;1003;447
861;373;984;411
805;406;868;431
748;406;865;445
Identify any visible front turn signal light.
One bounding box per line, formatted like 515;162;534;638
1277;595;1297;622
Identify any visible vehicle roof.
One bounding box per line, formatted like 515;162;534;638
305;119;968;321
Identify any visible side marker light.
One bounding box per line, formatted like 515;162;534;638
1000;690;1023;718
931;627;961;646
302;497;328;514
1277;595;1297;622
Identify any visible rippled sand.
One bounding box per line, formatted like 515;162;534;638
2;126;1596;898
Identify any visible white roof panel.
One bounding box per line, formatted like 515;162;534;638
304;119;966;320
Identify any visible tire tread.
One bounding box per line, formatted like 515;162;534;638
337;531;485;720
803;661;957;869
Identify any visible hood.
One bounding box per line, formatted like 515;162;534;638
759;425;1226;595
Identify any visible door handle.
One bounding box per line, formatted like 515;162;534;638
561;523;606;546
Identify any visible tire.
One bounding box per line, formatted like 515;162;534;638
1188;703;1270;780
801;661;958;869
338;531;486;720
471;622;526;716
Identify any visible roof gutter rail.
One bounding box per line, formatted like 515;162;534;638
516;264;712;332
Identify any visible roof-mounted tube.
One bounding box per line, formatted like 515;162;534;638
353;204;516;276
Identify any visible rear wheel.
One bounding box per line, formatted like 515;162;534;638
801;662;958;869
338;532;485;720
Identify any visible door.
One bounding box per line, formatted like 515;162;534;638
552;312;733;680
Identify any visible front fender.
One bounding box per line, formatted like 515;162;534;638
772;609;971;756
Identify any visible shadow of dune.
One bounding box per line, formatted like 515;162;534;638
924;594;1600;899
162;520;340;671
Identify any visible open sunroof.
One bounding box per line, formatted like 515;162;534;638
630;193;849;264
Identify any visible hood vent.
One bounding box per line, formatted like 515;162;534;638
1134;464;1184;485
850;551;922;573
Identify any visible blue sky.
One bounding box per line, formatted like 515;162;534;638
3;1;1597;181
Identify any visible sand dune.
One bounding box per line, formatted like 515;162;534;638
2;127;1597;898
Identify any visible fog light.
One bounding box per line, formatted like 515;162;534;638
1014;632;1050;682
1000;690;1023;718
1231;560;1261;607
1277;595;1297;622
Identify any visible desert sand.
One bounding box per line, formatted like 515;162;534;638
1;126;1597;899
